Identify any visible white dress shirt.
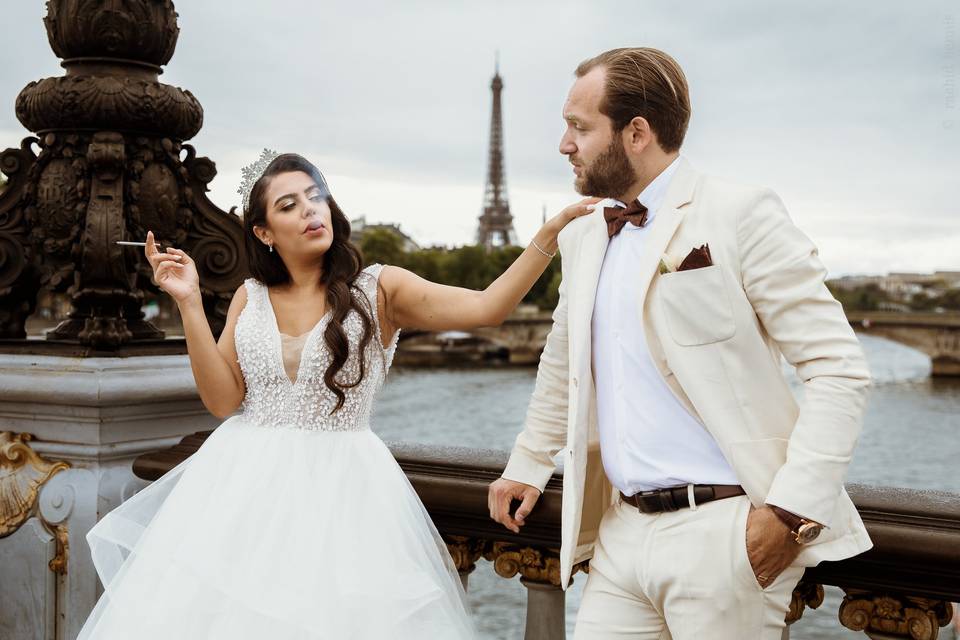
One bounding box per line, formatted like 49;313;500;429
591;156;739;495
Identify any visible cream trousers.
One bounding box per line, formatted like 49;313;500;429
573;494;804;640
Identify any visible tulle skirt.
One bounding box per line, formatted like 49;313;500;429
78;415;475;639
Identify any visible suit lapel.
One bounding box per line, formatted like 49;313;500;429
635;158;702;419
633;159;699;306
570;206;609;373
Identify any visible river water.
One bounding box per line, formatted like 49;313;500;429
372;334;960;639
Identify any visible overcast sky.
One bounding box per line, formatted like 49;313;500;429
1;1;957;276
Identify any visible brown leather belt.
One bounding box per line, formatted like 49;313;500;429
620;484;746;514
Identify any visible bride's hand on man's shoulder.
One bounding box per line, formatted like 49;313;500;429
542;197;603;237
144;230;201;305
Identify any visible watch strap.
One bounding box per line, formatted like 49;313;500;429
769;505;803;533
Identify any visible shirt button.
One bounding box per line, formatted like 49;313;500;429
572;377;579;387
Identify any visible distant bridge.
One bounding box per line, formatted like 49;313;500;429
398;313;554;365
400;311;960;376
469;313;556;363
847;312;960;376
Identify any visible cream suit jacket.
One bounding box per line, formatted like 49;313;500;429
501;158;873;590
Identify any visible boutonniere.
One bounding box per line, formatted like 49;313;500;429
658;253;677;274
659;244;713;275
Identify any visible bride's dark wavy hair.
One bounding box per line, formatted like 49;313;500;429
242;153;373;413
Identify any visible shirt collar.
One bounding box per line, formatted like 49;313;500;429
612;155;682;230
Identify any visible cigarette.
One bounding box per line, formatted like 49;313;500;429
116;241;167;250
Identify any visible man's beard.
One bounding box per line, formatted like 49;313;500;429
574;137;637;199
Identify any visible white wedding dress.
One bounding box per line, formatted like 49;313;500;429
78;264;475;639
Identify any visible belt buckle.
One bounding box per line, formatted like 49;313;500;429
627;489;653;514
638;488;678;514
659;487;681;512
621;491;648;513
624;488;684;514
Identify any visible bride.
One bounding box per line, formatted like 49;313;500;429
77;152;598;639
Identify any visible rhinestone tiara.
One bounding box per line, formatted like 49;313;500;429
238;148;280;213
237;149;332;214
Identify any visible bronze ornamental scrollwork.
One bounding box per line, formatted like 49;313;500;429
839;589;954;640
484;541;564;588
0;432;71;574
0;0;246;348
444;535;486;576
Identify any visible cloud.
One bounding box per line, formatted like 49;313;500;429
1;1;957;276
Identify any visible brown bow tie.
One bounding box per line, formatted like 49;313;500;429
603;200;649;238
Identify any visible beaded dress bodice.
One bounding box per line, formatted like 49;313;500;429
234;264;399;431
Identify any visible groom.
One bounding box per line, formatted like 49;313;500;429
488;47;872;639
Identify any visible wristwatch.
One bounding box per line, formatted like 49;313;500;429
769;505;823;544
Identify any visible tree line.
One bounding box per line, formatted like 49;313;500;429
827;282;960;313
357;228;561;311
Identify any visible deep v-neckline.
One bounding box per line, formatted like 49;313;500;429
263;284;332;387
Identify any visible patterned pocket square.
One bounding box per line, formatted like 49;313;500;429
677;244;713;271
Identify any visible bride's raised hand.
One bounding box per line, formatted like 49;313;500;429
144;230;200;304
540;196;603;239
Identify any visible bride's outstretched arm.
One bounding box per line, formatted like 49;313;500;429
145;231;246;418
378;197;599;332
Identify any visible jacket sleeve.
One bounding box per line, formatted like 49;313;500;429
738;188;872;526
500;263;571;492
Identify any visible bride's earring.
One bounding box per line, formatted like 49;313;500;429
267;242;274;253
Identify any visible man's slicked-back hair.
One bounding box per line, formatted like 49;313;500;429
576;47;691;153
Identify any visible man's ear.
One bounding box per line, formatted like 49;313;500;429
625;116;654;153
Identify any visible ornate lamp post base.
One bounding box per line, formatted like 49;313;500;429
0;1;245;349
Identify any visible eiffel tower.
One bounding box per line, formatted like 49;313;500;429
476;57;518;250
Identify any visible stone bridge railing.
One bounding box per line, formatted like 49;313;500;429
133;435;960;639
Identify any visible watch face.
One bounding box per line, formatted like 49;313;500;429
797;523;822;544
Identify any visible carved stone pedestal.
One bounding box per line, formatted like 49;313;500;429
520;578;567;640
484;542;571;640
0;353;218;640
